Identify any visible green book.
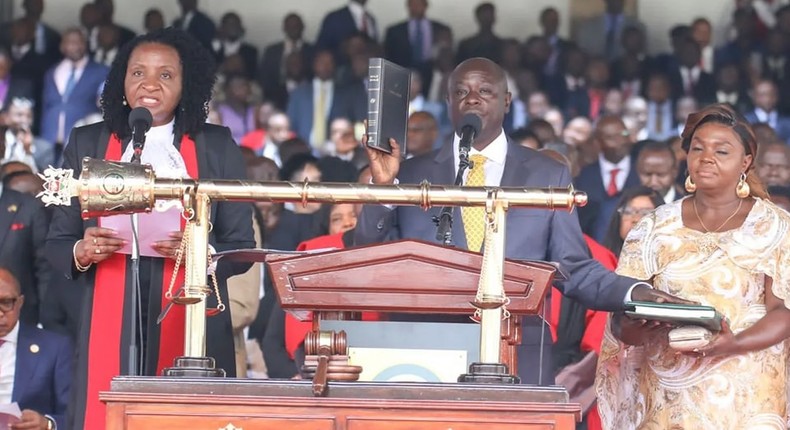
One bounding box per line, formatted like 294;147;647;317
624;301;724;331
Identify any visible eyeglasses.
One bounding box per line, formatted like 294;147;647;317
0;297;20;313
618;207;653;218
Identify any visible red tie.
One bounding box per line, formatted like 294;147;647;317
607;168;620;197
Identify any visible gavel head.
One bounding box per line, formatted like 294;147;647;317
304;330;348;356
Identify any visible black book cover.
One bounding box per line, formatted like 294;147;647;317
366;57;411;156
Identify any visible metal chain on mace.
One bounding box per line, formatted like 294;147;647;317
39;158;587;379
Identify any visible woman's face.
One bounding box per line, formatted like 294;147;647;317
686;123;751;195
328;203;357;235
619;196;656;240
124;42;183;126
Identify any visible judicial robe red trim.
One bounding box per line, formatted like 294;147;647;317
83;134;198;429
285;232;380;359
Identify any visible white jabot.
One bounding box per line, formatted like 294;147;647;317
120;119;189;179
0;321;19;404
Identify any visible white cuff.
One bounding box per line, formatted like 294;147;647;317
624;282;652;303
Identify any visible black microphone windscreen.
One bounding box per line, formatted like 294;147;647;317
128;107;153;132
457;113;482;136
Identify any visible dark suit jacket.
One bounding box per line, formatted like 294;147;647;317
744;110;790;142
456;33;503;64
354;140;638;384
13;323;72;430
258;40;314;109
285;81;363;143
174;10;216;49
667;67;717;103
316;6;378;56
0;75;35;110
0;188;51;325
574;160;641;243
384;19;450;68
214;42;258;79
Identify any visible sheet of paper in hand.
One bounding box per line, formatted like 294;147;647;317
624;301;724;331
0;402;22;429
99;205;182;257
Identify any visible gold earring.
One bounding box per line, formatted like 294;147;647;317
685;175;696;193
736;173;750;198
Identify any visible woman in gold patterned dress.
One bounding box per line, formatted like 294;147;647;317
594;103;790;429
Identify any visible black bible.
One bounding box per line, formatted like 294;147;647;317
366;57;411;156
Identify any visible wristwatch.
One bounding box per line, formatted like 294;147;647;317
45;416;55;430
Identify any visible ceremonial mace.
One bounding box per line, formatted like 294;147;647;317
39;158;586;380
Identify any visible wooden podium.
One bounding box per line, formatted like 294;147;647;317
102;240;581;429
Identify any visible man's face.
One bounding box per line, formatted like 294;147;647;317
540;9;559;35
692;21;712;47
283;15;304;41
406;112;438;157
758;146;790;187
330;118;356;154
221;15;244;41
638;151;677;196
313;52;335;81
754;81;778;111
595;118;632;163
61;31;87;62
407;0;428;19
447;59;511;149
267;113;291;143
0;274;22;338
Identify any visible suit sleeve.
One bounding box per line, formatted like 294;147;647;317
212;130;255;277
51;335;74;427
353;204;400;246
45;128;88;281
548;166;635;311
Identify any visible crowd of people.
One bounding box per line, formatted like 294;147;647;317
1;0;790;429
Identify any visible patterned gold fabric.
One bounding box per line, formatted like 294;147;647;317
595;197;790;430
462;154;487;252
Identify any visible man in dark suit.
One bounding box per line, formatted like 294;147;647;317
714;63;752;114
666;38;716;103
0;269;71;430
316;0;378;58
745;79;790;143
384;0;449;94
259;13;314;110
355;57;687;384
636;140;684;203
574;0;645;62
0;136;51;326
174;0;216;50
456;2;503;64
286;51;361;150
574;116;641;243
539;7;572;77
0;49;35;112
212;12;258;79
93;0;135;48
1;0;62;68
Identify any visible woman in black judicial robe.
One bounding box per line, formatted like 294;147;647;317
45;28;254;430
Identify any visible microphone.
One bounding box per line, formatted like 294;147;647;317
457;113;482;162
128;107;153;164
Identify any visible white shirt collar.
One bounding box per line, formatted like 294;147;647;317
1;321;19;346
599;153;630;171
453;128;508;169
348;1;366;16
755;108;777;123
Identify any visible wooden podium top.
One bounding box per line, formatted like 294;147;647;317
266;239;560;316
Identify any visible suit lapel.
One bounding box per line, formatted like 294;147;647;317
12;325;40;402
500;141;529;187
0;190;21;251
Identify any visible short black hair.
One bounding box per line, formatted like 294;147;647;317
279;152;319;182
100;27;216;140
638;140;676;165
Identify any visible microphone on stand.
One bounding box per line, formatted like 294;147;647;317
128;107;153;164
126;106;152;376
433;113;483;245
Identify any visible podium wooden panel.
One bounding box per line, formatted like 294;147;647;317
102;377;580;430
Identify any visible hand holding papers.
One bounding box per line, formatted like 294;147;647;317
99;206;181;257
0;403;21;429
